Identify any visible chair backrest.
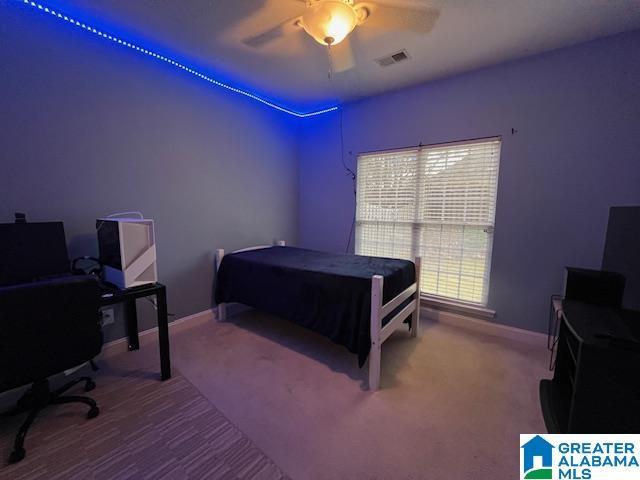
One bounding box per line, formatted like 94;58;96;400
0;276;103;392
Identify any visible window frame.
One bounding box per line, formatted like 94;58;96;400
355;136;502;308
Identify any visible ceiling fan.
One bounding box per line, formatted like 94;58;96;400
242;0;439;74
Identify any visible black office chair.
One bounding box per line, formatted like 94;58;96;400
0;275;103;463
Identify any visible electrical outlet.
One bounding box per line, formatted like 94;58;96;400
100;307;115;327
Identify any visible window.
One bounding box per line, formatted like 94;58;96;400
355;138;501;305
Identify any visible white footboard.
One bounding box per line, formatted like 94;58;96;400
215;240;286;321
369;256;421;391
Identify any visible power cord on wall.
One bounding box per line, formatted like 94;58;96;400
339;109;357;253
145;297;175;317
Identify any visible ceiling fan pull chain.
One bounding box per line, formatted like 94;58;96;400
327;44;334;80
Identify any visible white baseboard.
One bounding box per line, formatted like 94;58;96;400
0;309;216;408
100;303;545;353
422;306;547;346
100;308;216;358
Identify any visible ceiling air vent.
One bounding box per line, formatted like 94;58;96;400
375;49;410;67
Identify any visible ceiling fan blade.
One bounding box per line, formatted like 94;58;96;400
242;17;302;48
357;1;440;34
330;37;356;73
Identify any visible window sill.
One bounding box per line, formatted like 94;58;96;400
420;294;496;320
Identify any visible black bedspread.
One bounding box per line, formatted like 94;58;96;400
214;246;416;367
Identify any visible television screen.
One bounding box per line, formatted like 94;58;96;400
0;222;70;286
602;207;640;311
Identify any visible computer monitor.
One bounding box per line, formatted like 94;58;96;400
0;222;70;286
602;206;640;311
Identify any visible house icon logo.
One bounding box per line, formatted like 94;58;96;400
521;435;554;479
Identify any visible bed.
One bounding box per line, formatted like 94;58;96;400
214;242;421;390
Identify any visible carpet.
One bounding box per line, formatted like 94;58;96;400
0;366;290;480
168;312;549;479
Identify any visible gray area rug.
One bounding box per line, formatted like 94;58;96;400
0;366;290;480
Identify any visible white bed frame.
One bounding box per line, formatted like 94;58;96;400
215;241;421;391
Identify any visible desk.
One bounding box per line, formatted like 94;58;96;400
100;283;170;381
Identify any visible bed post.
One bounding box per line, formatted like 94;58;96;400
216;248;227;321
411;256;422;337
369;274;384;391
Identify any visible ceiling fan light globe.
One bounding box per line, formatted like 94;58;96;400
301;1;357;46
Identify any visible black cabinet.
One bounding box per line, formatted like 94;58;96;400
540;300;640;433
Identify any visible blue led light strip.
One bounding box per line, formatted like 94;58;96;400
17;0;339;118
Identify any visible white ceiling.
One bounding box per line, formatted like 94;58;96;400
50;0;640;111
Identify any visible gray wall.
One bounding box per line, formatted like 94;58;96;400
1;8;299;341
3;6;640;338
298;30;640;333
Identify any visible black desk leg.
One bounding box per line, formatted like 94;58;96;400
156;286;171;381
125;300;140;351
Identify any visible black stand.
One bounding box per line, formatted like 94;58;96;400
100;283;171;381
101;283;171;380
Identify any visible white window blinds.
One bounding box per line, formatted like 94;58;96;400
355;138;501;305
